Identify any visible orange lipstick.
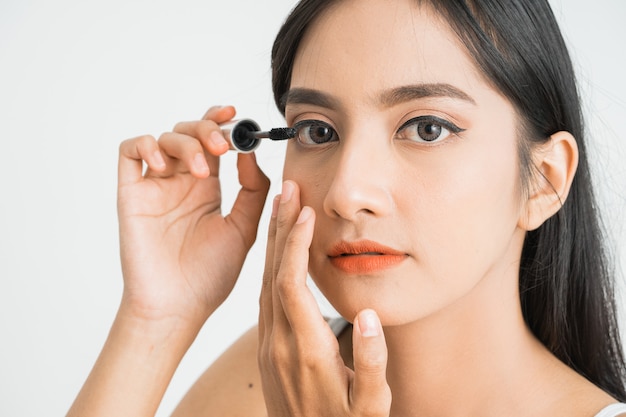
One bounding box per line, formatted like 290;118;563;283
328;240;407;274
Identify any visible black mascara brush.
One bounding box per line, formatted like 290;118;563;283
246;127;297;141
222;119;297;153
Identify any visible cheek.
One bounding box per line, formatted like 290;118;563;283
401;137;523;276
282;145;329;210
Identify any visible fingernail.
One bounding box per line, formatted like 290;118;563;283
210;130;228;147
194;153;209;173
281;181;294;203
271;195;280;218
296;206;312;224
358;309;380;338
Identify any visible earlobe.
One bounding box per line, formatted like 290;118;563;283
518;131;579;231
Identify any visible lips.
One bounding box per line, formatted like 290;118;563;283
328;240;407;274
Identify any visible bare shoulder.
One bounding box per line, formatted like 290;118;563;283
171;325;266;417
551;385;620;417
170;319;353;417
565;385;621;417
541;360;620;417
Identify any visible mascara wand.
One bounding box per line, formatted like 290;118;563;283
221;119;296;153
246;128;297;141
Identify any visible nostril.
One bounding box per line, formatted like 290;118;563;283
321;152;393;220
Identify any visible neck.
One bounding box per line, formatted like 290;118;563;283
382;266;557;417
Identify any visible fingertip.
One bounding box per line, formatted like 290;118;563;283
296;206;314;224
203;105;237;123
280;180;296;203
221;105;236;118
208;130;230;155
356;309;382;338
351;308;390;414
202;105;223;118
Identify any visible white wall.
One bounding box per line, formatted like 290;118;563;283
0;1;624;416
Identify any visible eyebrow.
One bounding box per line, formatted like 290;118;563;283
379;83;477;107
282;83;476;111
281;88;342;111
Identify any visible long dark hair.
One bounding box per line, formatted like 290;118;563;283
270;0;626;400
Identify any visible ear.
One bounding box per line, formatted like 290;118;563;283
518;131;579;231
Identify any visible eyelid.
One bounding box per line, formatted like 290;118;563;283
292;118;335;129
287;108;335;127
397;115;465;134
293;119;327;128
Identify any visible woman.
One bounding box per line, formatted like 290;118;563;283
67;0;626;416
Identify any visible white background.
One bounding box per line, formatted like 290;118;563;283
0;1;624;416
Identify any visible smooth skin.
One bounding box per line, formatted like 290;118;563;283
68;0;622;416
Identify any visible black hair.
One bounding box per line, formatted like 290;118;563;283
270;0;626;401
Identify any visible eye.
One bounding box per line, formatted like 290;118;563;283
293;120;339;145
396;116;464;144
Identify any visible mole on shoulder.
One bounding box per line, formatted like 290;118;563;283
248;383;254;389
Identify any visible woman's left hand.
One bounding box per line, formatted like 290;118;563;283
258;180;392;417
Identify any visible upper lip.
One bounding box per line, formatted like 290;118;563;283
328;240;406;257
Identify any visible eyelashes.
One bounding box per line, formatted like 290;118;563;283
292;116;465;147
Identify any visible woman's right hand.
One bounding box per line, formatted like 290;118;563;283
68;106;270;417
117;105;270;328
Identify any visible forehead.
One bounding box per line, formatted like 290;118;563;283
291;0;484;101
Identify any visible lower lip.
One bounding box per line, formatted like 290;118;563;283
329;254;407;274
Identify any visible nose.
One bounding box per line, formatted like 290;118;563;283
322;132;394;221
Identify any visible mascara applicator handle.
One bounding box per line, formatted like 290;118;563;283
220;119;263;153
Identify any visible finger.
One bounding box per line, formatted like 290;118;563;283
274;207;343;377
118;135;166;186
270;181;303;331
274;206;341;361
201;105;236;123
259;194;280;340
272;181;301;278
157;132;211;178
174;119;229;157
227;153;271;249
275;206;328;337
351;309;392;416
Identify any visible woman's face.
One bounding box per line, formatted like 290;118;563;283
282;0;528;325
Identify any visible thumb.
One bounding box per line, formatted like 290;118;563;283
228;152;271;248
351;309;392;416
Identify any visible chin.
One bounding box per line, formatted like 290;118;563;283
313;279;424;327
